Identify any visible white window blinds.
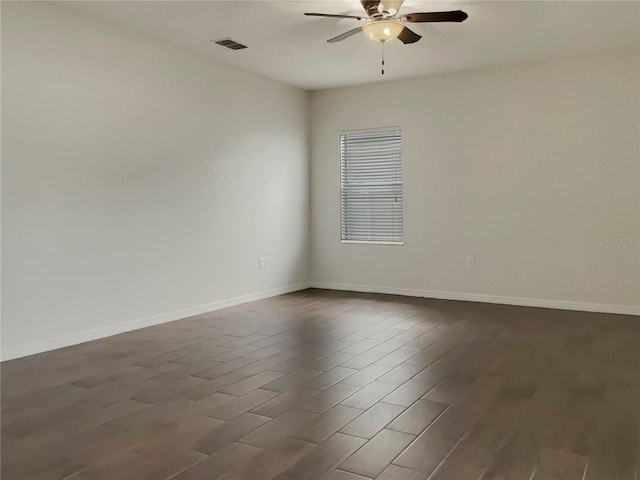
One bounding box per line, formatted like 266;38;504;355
340;128;403;243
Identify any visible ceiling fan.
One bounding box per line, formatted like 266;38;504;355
305;0;468;45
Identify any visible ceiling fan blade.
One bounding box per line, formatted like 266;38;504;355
397;26;421;44
401;10;468;23
327;27;363;43
305;13;364;20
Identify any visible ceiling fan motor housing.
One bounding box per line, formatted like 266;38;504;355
361;0;404;18
361;1;381;17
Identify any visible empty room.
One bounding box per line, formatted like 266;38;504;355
1;1;639;479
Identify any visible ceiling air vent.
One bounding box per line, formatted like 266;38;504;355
212;38;248;50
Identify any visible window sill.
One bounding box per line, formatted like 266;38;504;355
341;240;404;246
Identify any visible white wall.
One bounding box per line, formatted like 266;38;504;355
1;2;309;359
310;53;640;313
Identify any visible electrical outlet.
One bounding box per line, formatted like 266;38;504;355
467;256;476;268
258;257;264;269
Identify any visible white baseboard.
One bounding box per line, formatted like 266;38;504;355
1;282;310;362
310;281;640;316
4;280;636;361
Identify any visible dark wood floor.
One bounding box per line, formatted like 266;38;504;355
2;289;638;480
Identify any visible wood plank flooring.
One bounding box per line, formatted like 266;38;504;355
1;288;638;480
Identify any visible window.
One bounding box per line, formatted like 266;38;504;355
340;127;403;244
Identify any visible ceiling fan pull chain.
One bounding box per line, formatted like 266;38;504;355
381;41;385;75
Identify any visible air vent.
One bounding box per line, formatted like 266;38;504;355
212;38;248;50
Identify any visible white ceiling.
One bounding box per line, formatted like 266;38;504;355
67;1;639;90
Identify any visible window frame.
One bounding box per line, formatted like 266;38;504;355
339;126;404;246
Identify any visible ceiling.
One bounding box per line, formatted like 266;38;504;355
66;1;639;90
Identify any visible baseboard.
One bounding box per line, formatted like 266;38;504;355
1;282;310;362
310;281;640;316
4;280;636;361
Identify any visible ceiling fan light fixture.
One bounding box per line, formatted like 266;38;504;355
362;20;404;42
